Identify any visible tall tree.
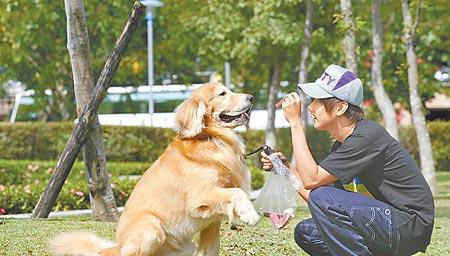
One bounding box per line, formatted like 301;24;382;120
298;0;313;128
189;0;303;148
401;0;437;193
340;0;358;74
64;0;118;221
0;1;148;120
266;53;285;148
32;1;145;219
371;0;399;140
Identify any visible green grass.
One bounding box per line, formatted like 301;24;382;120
1;172;450;256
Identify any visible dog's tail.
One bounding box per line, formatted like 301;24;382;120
49;231;118;256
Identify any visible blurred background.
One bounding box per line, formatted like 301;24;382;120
0;0;448;124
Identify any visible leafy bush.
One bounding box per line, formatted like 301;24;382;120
399;121;450;171
102;125;176;162
0;122;332;163
249;165;265;190
0;160;149;214
0;122;73;160
0;122;176;162
0;121;448;170
1;120;448;214
0;160;264;214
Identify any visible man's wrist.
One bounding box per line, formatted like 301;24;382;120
289;120;302;128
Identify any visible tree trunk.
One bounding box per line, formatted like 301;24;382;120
371;0;399;140
265;54;285;148
298;0;313;128
65;0;118;221
340;0;358;74
32;2;145;218
401;0;437;194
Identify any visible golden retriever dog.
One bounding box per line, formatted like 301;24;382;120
49;82;260;256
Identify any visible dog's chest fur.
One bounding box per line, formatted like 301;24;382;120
173;128;250;191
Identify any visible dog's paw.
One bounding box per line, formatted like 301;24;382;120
234;198;260;225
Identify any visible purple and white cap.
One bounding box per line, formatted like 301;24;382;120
298;64;363;106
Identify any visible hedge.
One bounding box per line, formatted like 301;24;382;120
0;121;448;214
399;121;450;172
0;122;175;163
0;121;448;171
0;160;144;214
0;122;332;163
0;160;265;214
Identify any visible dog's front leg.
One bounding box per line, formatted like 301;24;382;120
188;188;260;226
196;221;221;256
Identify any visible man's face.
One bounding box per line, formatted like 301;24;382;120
308;99;338;131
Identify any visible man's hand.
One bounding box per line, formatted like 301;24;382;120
281;92;302;126
260;151;290;171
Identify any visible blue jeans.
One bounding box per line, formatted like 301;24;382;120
294;186;403;256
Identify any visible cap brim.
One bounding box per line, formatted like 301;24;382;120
298;83;333;99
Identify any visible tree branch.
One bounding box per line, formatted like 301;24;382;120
412;0;422;35
32;1;145;218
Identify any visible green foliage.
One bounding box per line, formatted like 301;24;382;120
0;1;150;120
352;0;447;108
0;122;73;160
0;159;264;214
2;0;448;121
184;0;308;105
0;122;176;162
249;165;265;190
101;125;176;162
0;0;74;120
0;160;148;214
1;121;449;170
0;160;148;185
1;172;450;255
1;120;447;214
400;121;450;172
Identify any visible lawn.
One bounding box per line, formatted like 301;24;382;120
1;172;449;256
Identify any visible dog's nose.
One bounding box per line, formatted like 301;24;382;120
246;94;254;102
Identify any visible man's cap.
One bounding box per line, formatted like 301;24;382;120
298;64;363;106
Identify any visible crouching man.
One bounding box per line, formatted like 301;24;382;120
261;64;434;255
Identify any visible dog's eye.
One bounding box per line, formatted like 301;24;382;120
218;91;227;97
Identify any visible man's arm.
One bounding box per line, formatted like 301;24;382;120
290;121;337;190
289;164;310;201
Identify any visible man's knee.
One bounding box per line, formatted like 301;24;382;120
293;219;315;246
294;218;330;255
308;186;334;209
294;220;307;245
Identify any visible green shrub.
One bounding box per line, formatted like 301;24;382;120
1;121;448;214
399;121;450;171
0;160;149;185
0;122;73;160
0;121;448;171
0;160;149;214
102;125;176;162
249;165;265;190
0;160;264;214
0;178;140;214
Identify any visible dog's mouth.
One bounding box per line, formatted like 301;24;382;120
219;106;252;123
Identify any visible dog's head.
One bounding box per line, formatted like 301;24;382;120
174;83;254;138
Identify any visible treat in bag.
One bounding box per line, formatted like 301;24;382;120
253;146;300;230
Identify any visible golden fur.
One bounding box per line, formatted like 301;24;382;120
49;83;259;256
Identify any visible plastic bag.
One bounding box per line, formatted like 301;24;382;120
253;146;300;230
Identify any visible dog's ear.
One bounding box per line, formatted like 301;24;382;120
174;96;207;138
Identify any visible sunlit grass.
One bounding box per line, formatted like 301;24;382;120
1;173;449;255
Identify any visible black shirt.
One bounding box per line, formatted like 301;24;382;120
319;119;434;253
